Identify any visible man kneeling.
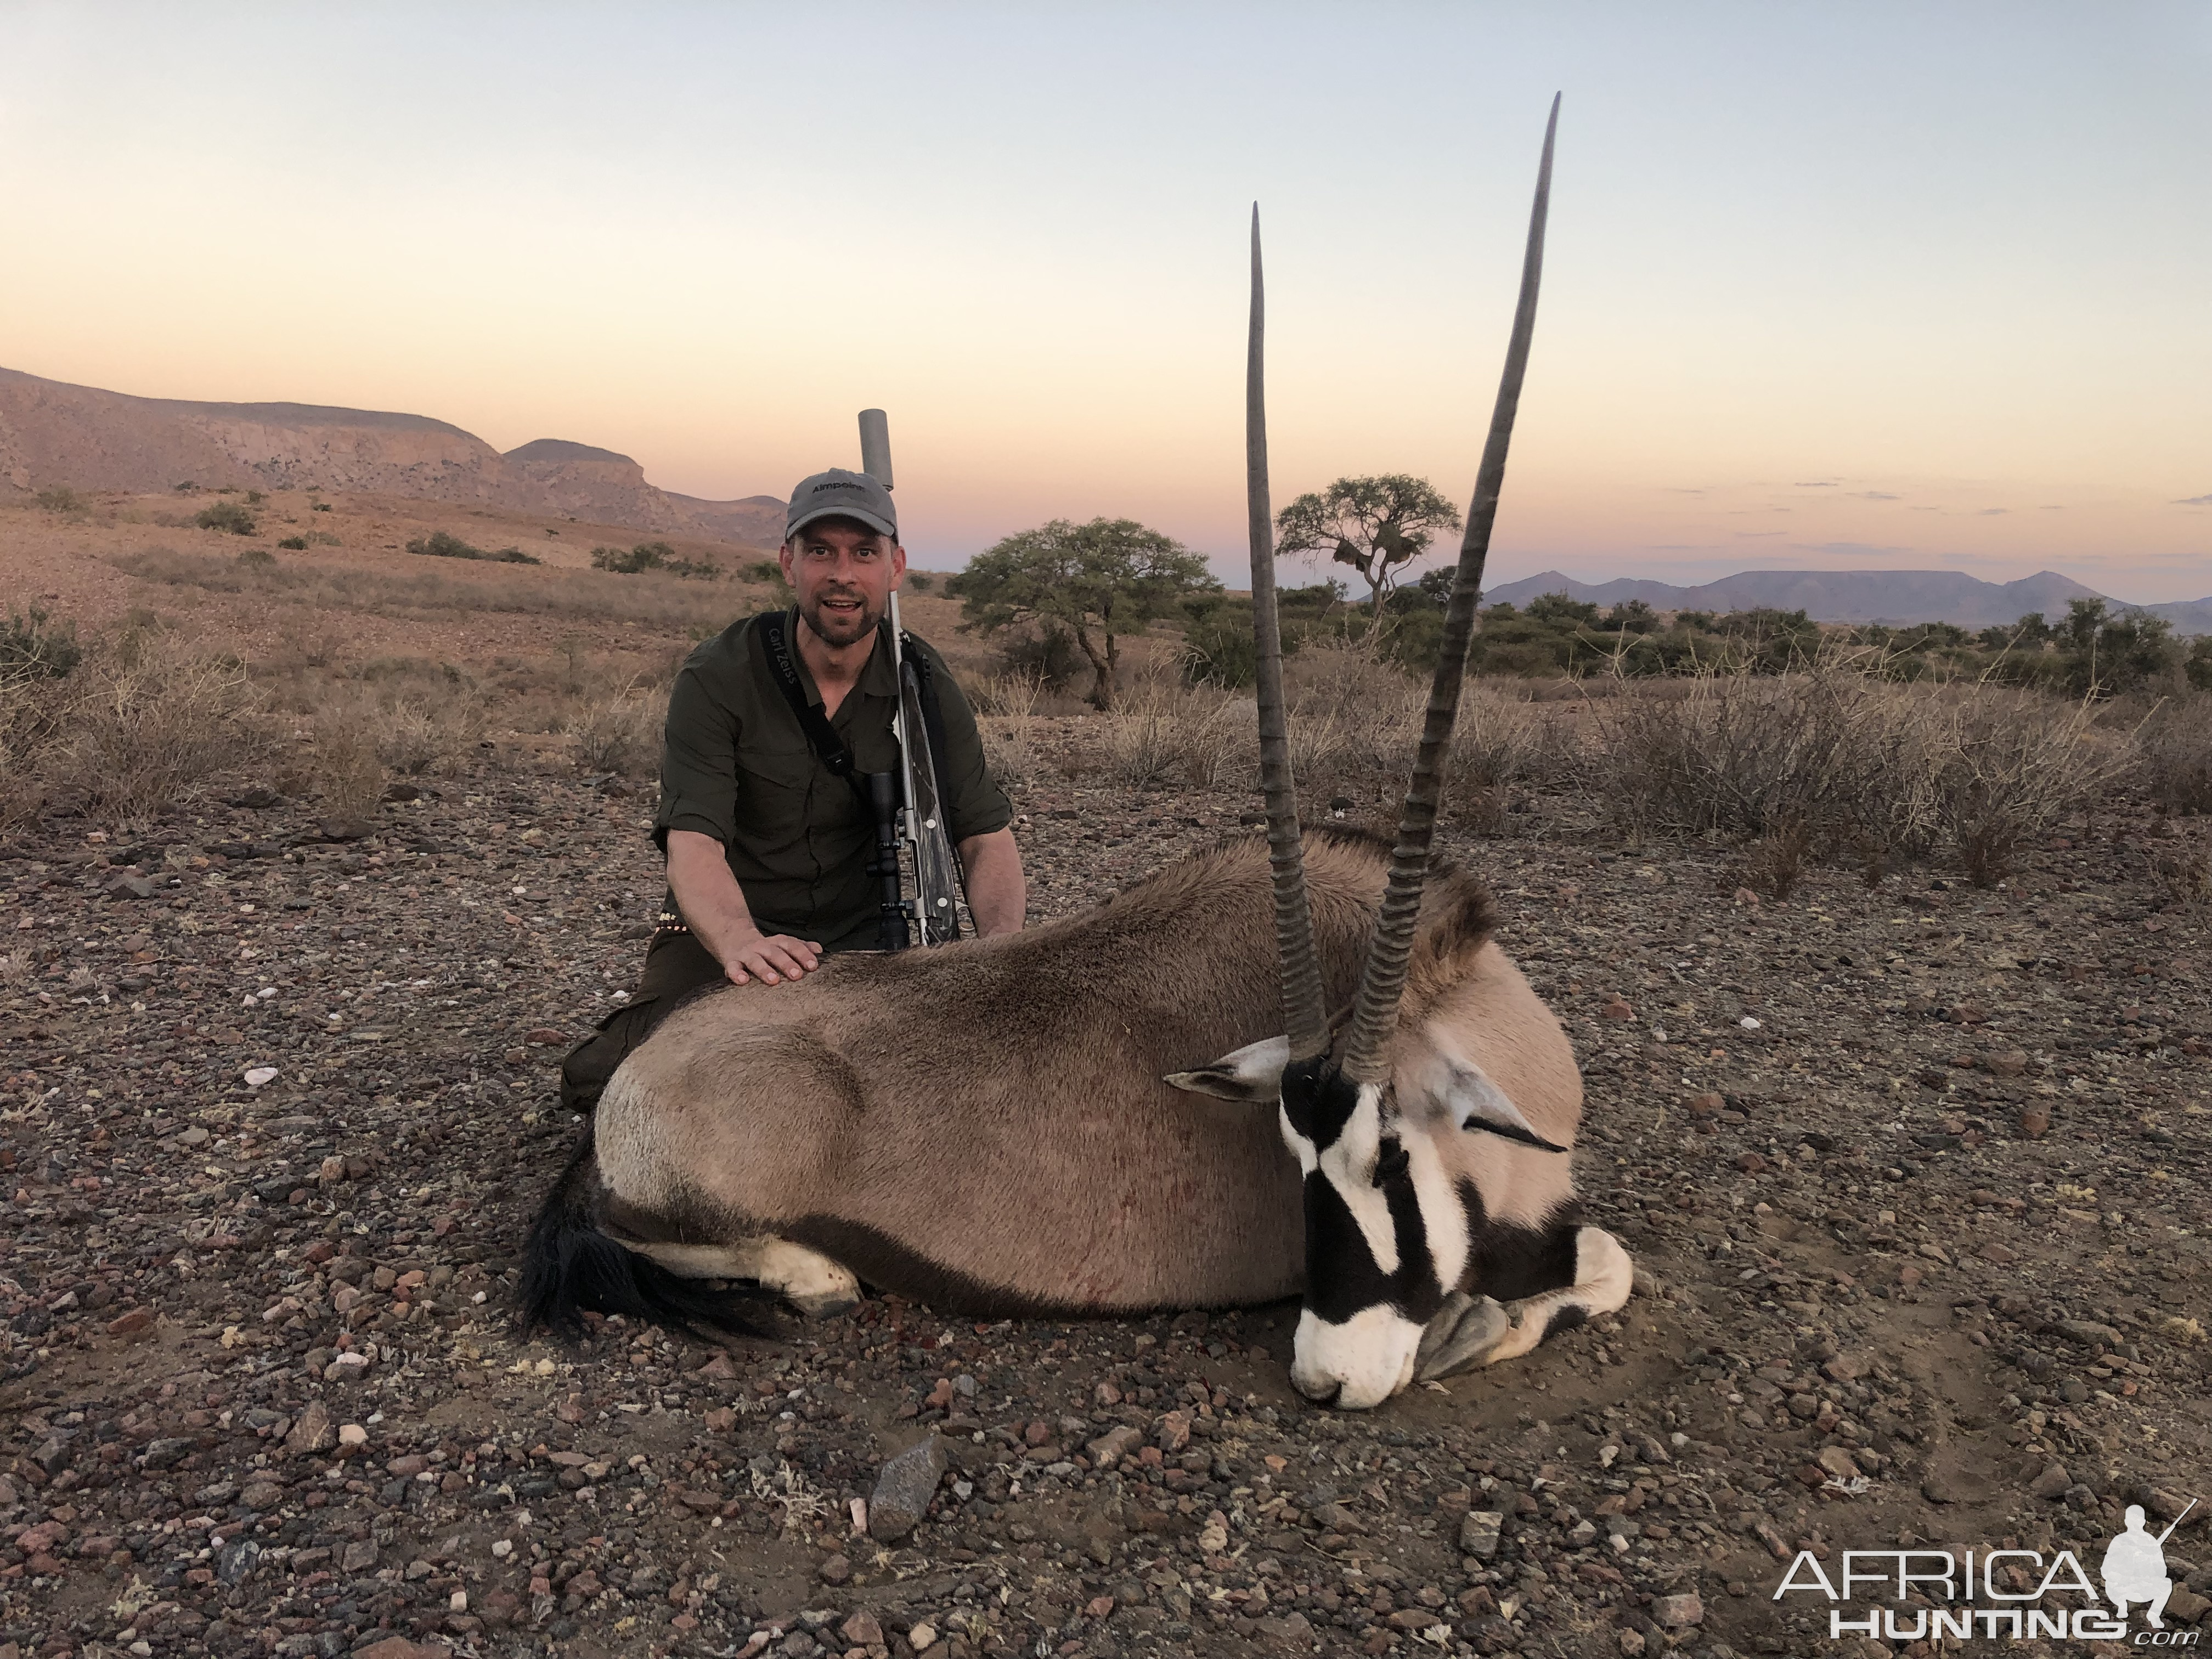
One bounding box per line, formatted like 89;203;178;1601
562;466;1024;1112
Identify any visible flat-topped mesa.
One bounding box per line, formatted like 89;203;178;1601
0;363;784;543
501;437;692;532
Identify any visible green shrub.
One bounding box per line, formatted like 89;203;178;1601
195;500;258;535
312;501;332;512
997;623;1083;692
905;572;935;594
1183;610;1261;689
0;608;83;684
591;542;661;574
2047;599;2176;696
245;489;266;505
35;486;83;512
409;530;482;560
236;547;276;568
406;530;540;565
276;535;309;551
591;541;715;577
743;558;792;595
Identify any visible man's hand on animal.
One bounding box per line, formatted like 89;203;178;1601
721;928;824;986
664;828;823;985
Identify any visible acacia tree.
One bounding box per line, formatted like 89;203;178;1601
950;517;1218;710
1273;474;1463;621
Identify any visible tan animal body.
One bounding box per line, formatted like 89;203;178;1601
537;830;1581;1319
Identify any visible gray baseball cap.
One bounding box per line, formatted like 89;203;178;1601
786;467;898;542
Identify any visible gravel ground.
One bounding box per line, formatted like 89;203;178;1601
2;754;2208;1659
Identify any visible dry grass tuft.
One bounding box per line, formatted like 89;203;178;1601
1098;667;1257;789
1578;664;2124;885
979;716;1040;793
270;660;496;816
1;681;70;828
2138;700;2212;816
63;633;266;827
1101;709;1184;788
1445;690;1561;834
566;684;667;777
969;668;1052;791
1939;694;2116;885
1278;640;1420;801
1741;821;1813;900
2152;837;2211;907
298;697;388;821
966;667;1049;719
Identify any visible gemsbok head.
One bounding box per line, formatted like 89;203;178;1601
1167;96;1628;1409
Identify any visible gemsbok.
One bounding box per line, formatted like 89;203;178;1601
522;95;1633;1408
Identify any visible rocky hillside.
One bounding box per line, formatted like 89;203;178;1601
0;366;785;545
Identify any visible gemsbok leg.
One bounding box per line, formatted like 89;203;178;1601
618;1236;861;1319
1415;1218;1633;1380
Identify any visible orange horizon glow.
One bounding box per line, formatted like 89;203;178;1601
2;6;2206;599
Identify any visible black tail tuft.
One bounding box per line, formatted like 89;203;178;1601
518;1126;775;1341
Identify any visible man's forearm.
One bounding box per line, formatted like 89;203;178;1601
960;828;1026;937
665;830;761;967
667;830;822;985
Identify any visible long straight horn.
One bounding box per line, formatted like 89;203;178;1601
1340;95;1560;1085
1247;205;1328;1060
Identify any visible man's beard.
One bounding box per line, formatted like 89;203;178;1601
798;588;883;649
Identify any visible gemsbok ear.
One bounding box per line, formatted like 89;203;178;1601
1164;1035;1290;1105
1441;1058;1569;1153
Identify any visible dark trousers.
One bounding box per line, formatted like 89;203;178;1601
559;930;727;1114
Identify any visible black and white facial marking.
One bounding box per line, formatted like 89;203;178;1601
1166;1037;1475;1409
1275;1053;1471;1409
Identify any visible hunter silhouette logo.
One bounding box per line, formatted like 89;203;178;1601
1774;1496;2202;1644
2105;1502;2197;1630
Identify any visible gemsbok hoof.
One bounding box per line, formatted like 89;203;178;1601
1415;1292;1512;1381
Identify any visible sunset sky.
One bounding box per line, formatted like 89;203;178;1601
3;3;2208;597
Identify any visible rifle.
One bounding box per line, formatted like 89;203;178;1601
2154;1497;2197;1545
858;408;963;948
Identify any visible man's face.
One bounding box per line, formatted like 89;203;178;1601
783;518;905;650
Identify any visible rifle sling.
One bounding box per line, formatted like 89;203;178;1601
756;610;957;826
758;611;870;809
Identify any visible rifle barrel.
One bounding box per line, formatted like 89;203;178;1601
2155;1496;2197;1544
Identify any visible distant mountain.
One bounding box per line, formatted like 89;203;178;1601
2145;595;2212;636
0;365;786;545
1482;567;2212;634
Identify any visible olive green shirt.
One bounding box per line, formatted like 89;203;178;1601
654;608;1011;952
